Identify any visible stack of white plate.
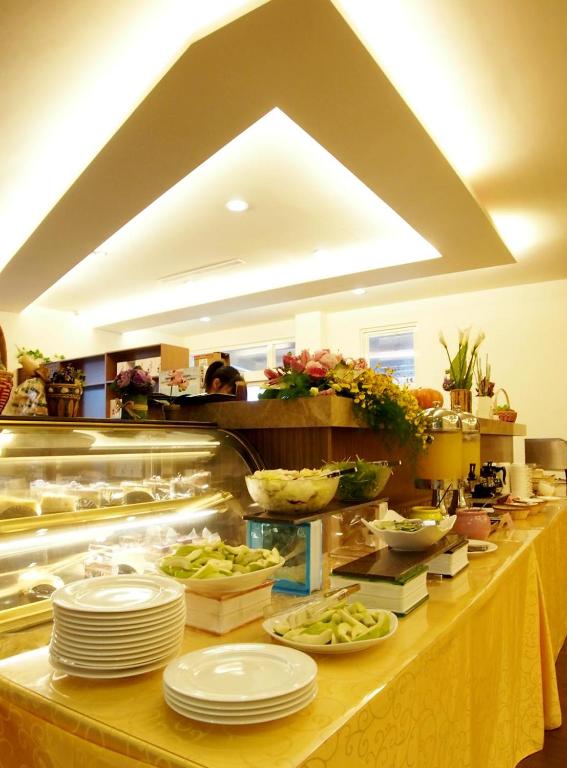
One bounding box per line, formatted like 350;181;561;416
49;575;186;678
163;643;318;724
510;463;533;498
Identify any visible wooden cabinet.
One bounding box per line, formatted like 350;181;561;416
45;344;189;418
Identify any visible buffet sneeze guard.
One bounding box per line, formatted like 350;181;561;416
0;417;263;634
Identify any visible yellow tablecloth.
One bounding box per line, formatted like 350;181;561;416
0;503;565;768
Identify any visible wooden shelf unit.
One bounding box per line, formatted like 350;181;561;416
32;344;189;418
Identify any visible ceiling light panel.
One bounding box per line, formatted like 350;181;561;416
40;108;440;325
0;0;268;273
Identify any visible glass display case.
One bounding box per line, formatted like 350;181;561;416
0;417;263;633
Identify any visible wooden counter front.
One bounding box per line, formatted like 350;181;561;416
176;398;526;508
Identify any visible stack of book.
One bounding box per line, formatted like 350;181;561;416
330;535;468;614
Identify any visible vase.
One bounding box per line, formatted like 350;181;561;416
46;382;83;417
121;393;148;420
163;403;181;421
475;396;493;419
450;388;472;412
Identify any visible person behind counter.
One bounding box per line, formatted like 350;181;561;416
204;361;247;399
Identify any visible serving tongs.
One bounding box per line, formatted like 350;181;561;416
321;460;401;480
265;583;360;622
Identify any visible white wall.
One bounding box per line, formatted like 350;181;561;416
0;308;186;369
186;318;294;355
182;279;567;439
326;279;566;439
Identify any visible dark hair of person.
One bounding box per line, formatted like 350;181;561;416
204;361;244;394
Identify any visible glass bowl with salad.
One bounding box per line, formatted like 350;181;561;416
328;459;393;502
245;468;339;513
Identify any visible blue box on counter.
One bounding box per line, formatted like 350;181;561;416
246;518;322;596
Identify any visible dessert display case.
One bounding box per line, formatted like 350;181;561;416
0;417;263;633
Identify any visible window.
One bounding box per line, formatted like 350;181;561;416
363;326;415;385
192;340;295;401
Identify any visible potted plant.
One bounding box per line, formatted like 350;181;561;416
439;329;485;412
161;369;190;419
111;366;154;420
45;363;85;417
474;356;495;418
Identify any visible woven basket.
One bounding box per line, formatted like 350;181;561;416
494;388;517;423
45;382;83;418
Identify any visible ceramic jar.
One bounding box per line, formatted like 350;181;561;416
452;507;491;540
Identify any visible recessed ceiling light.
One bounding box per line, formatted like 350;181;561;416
225;199;249;212
199;316;211;323
352;288;366;295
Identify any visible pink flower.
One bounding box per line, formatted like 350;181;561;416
317;350;342;370
304;360;327;378
264;368;281;381
299;349;310;366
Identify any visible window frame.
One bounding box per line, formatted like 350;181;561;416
361;322;417;385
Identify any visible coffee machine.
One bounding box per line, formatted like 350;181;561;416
471;462;507;500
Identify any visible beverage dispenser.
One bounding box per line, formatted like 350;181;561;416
460;409;481;490
415;405;462;513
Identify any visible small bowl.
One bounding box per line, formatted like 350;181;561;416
245;471;339;514
363;515;456;551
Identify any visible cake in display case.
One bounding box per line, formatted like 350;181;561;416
0;417;262;632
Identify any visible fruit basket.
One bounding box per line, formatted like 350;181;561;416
493;388;517;423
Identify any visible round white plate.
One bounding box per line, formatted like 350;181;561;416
52;606;185;631
52;597;184;621
51;623;185;646
164;643;317;702
51;633;184;660
52;575;184;613
164;687;317;725
52;626;183;650
262;610;398;654
467;539;498;555
50;645;182;669
163;680;316;713
49;653;177;679
162;559;284;597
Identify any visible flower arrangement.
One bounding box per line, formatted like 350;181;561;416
111;365;154;397
475;355;494;397
439;328;485;391
50;363;85;385
260;349;343;399
260;349;427;451
163;369;190;399
327;360;428;450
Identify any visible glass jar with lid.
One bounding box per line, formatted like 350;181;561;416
415;405;462;483
459;409;481;482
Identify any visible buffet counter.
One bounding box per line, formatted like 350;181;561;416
174;398;526;507
0;500;565;768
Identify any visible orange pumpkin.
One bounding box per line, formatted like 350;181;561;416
411;388;444;410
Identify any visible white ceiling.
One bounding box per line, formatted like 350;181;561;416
1;0;566;337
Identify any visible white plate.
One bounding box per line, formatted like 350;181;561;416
164;643;317;702
52;575;184;613
164;687;317;725
51;634;184;660
467;539;498;555
49;653;177;679
51;626;183;650
262;610;398;654
362;516;456;551
163;680;317;712
52;605;185;631
50;644;182;669
163;559;285;597
53;597;184;621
